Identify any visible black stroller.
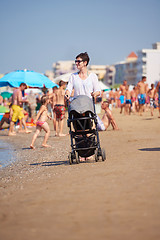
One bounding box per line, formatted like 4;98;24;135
67;95;106;164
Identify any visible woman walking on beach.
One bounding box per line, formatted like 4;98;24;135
30;95;52;149
65;52;101;100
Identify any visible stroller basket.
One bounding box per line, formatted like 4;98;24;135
69;111;94;131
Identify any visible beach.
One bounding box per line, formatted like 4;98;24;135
0;108;160;240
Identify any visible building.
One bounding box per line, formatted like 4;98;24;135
88;65;106;80
114;61;126;85
114;52;138;86
136;42;160;86
53;61;76;77
125;52;138;85
104;65;116;86
52;61;107;81
45;70;54;81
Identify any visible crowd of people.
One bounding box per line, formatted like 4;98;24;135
102;77;160;118
0;52;160;150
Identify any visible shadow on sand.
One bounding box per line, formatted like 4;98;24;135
139;147;160;152
30;160;68;167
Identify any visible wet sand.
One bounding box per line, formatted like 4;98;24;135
0;108;160;240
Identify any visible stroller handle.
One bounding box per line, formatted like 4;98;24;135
92;96;97;115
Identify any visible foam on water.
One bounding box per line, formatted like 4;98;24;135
0;140;16;168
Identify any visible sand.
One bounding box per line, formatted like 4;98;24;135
0;108;160;240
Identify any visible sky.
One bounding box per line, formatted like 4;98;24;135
0;0;160;74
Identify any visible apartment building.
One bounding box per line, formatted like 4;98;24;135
136;42;160;86
114;52;138;85
53;61;76;77
104;65;116;86
52;61;107;81
88;65;106;80
125;52;138;85
114;61;126;85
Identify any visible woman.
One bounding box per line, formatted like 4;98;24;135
65;52;101;161
65;52;101;100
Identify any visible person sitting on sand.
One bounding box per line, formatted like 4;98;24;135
97;100;119;131
0;104;13;130
30;95;52;149
54;80;67;137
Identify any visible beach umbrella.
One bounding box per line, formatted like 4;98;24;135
99;81;110;91
0;70;58;89
53;72;72;83
0;91;13;99
0;105;9;113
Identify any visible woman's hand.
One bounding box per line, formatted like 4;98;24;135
65;94;70;100
91;91;100;98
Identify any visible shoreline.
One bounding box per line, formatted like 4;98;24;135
0;109;160;240
0;139;16;168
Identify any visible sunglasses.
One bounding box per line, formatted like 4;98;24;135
75;60;83;64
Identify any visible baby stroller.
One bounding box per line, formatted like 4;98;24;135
67;95;106;164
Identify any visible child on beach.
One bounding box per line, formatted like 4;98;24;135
30;95;52;149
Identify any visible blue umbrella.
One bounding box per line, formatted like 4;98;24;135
0;70;58;88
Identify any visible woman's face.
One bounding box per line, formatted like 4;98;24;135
75;57;86;70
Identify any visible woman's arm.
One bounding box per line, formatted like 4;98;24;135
65;75;74;99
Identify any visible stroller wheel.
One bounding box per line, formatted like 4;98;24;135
95;149;99;162
101;148;106;161
75;151;80;164
68;153;73;165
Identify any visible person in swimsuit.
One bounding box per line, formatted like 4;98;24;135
30;95;52;149
109;88;115;108
131;87;137;113
0;104;13;130
54;80;67;136
148;83;155;116
154;81;160;118
49;86;58;131
125;85;132;115
119;80;127;114
137;76;147;116
97;100;119;131
8;83;31;135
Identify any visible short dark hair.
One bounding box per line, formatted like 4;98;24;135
20;83;27;88
59;80;66;87
76;52;90;66
41;95;49;105
52;86;58;90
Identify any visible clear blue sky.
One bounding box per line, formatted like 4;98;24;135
0;0;160;74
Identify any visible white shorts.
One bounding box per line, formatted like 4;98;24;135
97;115;106;131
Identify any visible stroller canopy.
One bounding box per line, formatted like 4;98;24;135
69;95;94;114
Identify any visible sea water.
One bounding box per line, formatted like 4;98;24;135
0;140;15;168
